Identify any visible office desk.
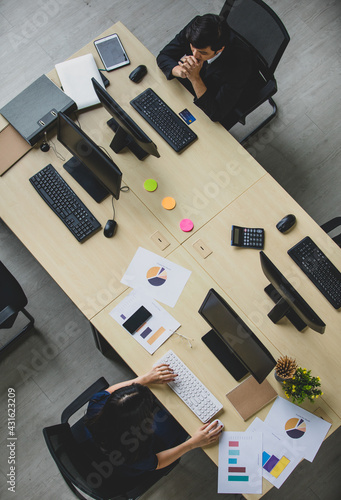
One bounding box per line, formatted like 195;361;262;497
48;22;266;244
183;174;341;419
0;22;266;317
1;21;340;499
0;143;180;318
91;245;341;500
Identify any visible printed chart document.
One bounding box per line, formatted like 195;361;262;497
110;290;180;354
264;397;331;462
121;247;191;307
218;431;262;494
247;417;302;488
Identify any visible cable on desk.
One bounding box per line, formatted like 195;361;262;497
47;134;65;161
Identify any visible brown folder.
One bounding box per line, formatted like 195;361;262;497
0;124;31;176
226;376;277;421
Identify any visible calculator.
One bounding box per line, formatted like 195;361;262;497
231;225;265;249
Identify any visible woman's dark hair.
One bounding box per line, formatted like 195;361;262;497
85;384;156;464
186;14;229;51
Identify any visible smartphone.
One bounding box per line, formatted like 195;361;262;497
122;306;152;334
94;33;130;71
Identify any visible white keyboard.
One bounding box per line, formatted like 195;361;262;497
156;350;223;423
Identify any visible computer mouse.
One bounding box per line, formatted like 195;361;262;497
104;219;117;238
276;214;296;233
129;65;147;83
209;419;224;433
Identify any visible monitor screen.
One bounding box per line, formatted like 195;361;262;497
57;112;122;201
92;77;159;160
260;251;326;334
199;288;276;383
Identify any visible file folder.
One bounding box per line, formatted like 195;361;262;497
0;74;76;146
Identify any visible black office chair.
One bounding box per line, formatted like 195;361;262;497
219;0;290;143
320;217;341;247
0;261;35;353
43;378;181;500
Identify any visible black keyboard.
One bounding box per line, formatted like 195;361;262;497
130;88;197;152
288;236;341;309
29;164;101;243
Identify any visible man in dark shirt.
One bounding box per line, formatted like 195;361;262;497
157;14;257;130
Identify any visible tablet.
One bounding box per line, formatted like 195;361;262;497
94;33;130;71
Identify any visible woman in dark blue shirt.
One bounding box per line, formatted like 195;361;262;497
85;363;222;476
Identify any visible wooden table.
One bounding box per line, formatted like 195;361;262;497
1;22;340;500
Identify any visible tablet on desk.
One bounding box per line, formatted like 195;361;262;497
94;33;130;71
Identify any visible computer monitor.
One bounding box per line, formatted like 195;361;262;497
57;112;122;203
199;288;276;383
91;77;160;161
260;251;326;334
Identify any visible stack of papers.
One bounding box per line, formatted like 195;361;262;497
218;397;332;493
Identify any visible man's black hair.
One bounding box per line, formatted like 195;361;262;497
186;14;229;51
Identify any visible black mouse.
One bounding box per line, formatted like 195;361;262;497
129;65;147;83
104;219;117;238
276;214;296;233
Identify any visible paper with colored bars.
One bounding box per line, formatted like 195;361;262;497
218;431;262;494
109;290;180;354
246;417;302;488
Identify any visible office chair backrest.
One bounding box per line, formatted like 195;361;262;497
44;423;123;500
220;0;290;79
0;261;28;328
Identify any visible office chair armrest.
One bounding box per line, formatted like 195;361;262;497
0;305;17;326
61;377;109;424
321;217;341;234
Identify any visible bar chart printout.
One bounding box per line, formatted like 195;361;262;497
218;432;262;494
246;417;302;488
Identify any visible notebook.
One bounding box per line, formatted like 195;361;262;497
55;54;105;109
226;376;277;421
0;124;32;175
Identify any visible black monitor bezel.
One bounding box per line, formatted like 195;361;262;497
260;251;326;334
91;78;159;158
57;112;122;200
199;288;276;383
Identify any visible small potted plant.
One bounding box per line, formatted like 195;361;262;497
282;367;323;404
274;355;297;382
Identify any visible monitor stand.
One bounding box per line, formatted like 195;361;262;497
202;329;249;382
107;118;149;161
63;156;108;203
264;284;307;331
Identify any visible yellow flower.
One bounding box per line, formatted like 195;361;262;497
321;392;324;395
292;388;295;392
317;377;320;381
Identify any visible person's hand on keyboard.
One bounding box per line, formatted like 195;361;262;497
189;420;223;448
140;363;178;385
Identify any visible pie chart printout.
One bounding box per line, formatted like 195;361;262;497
146;266;168;287
285;418;306;439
